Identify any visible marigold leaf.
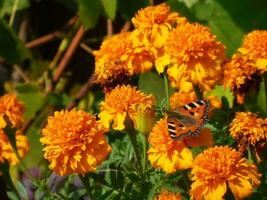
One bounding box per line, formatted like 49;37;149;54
101;0;117;20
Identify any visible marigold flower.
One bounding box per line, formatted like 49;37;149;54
99;85;155;131
40;109;111;176
0;130;29;165
229;112;267;153
93;32;154;88
132;3;186;57
154;191;181;200
0;93;24;128
157;22;226;92
240;30;267;74
190;146;261;200
147;118;213;173
223;53;259;104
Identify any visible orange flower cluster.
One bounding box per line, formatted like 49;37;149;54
99;85;155;131
0;93;29;166
190;146;261;200
0;93;24;128
40;109;111;176
93;3;187;89
93;32;154;88
157;22;226;92
224;30;267;103
229;112;267;155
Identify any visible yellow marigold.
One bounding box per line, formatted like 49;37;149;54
156;22;226;92
0;93;24;128
223;53;258;104
239;30;267;74
0;130;29;165
99;85;155;131
148;118;213;174
154;191;181;200
93;32;154;87
40;109;111;176
229;112;267;151
132;3;186;57
190;146;261;200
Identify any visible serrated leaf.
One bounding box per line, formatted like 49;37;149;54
101;0;117;20
15;83;45;119
78;0;102;29
0;19;29;64
0;0;30;16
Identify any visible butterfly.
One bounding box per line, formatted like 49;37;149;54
167;100;210;140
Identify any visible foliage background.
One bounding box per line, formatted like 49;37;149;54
1;0;267;199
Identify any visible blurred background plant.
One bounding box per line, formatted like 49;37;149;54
0;0;267;199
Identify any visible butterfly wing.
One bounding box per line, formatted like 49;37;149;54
167;100;210;140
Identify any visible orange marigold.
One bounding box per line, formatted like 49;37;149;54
229;112;267;152
0;129;29;165
223;53;259;104
0;93;24;128
99;85;155;131
190;146;261;200
240;30;267;74
148;118;213;173
156;22;226;92
132;3;186;57
154;191;181;200
40;109;111;176
93;32;154;87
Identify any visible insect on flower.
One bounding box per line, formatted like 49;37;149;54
167;100;210;140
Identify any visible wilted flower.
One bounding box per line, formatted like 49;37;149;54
40;109;111;176
93;32;154;88
0;129;29;165
229;112;267;155
190;146;261;200
148;118;213;173
156;22;226;92
99;85;155;131
132;3;186;57
0;93;24;128
154;191;181;200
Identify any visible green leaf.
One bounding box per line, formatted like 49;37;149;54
16;181;28;200
205;85;234;108
15;83;45;119
0;0;30;16
257;80;266;116
78;0;103;29
117;0;149;20
0;19;29;64
101;0;117;20
139;71;175;106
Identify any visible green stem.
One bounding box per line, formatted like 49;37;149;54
125;116;142;174
141;134;148;173
79;174;93;200
247;146;253;163
164;72;170;111
9;0;19;27
263;73;267;114
193;84;203;100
